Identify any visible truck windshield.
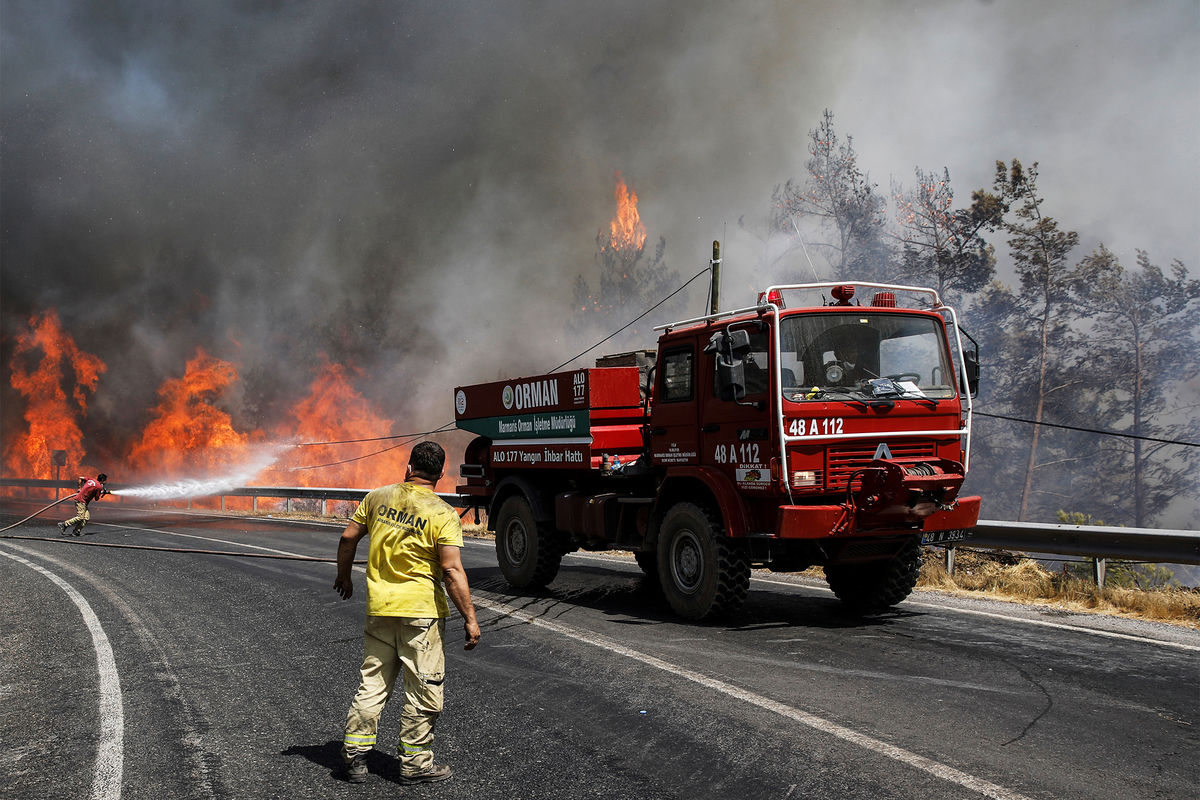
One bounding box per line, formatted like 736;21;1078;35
777;312;956;401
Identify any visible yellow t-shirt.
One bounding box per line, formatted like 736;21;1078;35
352;483;464;618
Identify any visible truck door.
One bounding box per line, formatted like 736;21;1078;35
648;342;700;467
700;325;773;496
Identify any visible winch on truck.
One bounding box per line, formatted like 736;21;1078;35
454;281;981;619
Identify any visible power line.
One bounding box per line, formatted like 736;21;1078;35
287;264;712;463
286;423;458;471
548;265;711;373
292;427;454;447
975;411;1199;448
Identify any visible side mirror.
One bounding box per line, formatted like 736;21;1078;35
963;349;980;397
707;328;752;402
725;328;752;360
717;359;746;401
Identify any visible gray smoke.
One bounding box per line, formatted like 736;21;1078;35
3;0;1197;463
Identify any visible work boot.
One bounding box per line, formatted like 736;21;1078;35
58;521;68;534
342;755;367;784
399;764;452;784
73;528;83;537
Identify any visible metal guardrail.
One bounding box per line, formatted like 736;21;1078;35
962;520;1200;588
969;520;1200;565
4;478;1196;586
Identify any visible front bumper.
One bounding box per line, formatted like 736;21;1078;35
774;495;981;539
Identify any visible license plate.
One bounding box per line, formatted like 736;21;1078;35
921;529;972;545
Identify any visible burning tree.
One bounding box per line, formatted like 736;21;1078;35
572;173;678;346
4;310;106;482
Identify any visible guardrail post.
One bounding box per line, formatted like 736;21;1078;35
221;496;226;512
944;545;956;575
286;497;292;513
321;499;328;516
1093;558;1106;590
253;496;259;513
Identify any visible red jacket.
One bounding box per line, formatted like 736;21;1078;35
75;478;105;504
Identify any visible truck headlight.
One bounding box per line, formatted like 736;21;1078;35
792;470;820;487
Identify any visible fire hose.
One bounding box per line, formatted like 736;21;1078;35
0;496;72;533
0;499;367;564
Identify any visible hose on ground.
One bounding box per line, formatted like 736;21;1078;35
0;496;72;533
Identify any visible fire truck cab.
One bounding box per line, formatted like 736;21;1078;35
455;282;981;619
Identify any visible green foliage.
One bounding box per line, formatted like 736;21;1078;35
892;167;1001;305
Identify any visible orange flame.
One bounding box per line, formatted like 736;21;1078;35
125;348;257;478
609;172;647;252
263;358;410;490
5;313;438;507
4;310;106;480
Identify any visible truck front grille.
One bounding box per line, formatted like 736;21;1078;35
826;440;936;489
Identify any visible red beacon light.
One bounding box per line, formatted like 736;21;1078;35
830;284;855;305
757;288;786;308
871;291;897;307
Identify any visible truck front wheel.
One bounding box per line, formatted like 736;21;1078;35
495;495;562;589
656;502;749;620
824;537;922;610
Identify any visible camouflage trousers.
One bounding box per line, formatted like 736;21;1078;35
342;616;446;775
63;501;90;534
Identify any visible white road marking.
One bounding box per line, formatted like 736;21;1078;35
92;522;303;557
468;592;1033;800
393;548;1031;798
34;515;1189;797
19;544;221;799
900;601;1200;653
2;545;124;800
751;575;1200;650
70;527;1200;654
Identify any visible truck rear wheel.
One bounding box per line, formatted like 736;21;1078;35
656;502;749;620
824;537;922;610
495;495;561;589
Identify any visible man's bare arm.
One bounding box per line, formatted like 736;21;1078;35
334;520;368;599
439;544;481;650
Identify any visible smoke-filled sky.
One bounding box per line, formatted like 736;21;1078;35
3;0;1198;464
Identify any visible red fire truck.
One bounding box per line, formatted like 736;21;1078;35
454;282;980;619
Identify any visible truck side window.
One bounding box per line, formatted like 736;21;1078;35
660;348;694;402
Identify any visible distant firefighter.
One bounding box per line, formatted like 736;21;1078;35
59;473;109;536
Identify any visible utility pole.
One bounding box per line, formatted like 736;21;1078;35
709;240;721;315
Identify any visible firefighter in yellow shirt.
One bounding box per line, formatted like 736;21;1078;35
333;441;481;785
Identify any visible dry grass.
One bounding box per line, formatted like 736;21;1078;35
918;549;1200;629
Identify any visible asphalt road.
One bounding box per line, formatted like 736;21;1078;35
2;500;1197;800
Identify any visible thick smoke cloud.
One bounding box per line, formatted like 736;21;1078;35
3;1;1197;464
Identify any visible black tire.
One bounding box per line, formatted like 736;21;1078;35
494;495;561;589
655;502;750;620
824;537;922;610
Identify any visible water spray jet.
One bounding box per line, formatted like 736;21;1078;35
115;444;287;502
